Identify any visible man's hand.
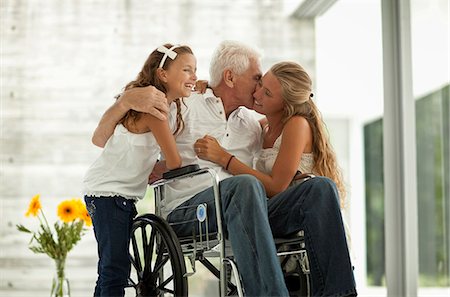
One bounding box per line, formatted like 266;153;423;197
92;86;169;148
121;86;169;120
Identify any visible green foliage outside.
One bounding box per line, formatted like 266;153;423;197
364;85;450;287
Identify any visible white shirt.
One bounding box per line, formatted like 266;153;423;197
83;124;162;201
162;89;262;216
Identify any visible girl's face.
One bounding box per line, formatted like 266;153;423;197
252;71;284;116
163;53;197;100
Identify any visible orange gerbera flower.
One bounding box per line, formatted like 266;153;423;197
71;198;92;227
25;194;42;217
71;198;85;216
79;207;92;227
57;200;78;223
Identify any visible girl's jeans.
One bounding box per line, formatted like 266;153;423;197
85;196;137;297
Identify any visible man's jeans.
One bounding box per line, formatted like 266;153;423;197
85;196;138;297
168;174;290;297
269;176;357;297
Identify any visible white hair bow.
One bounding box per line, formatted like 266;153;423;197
157;45;181;68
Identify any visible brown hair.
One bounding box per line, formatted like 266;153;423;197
270;61;347;207
119;44;193;135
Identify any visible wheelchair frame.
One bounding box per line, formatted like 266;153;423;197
127;165;310;297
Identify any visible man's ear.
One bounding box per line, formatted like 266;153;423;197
223;69;234;88
157;68;168;83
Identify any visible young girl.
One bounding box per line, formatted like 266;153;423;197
195;61;345;205
83;44;197;297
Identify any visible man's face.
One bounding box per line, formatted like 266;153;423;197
233;58;262;109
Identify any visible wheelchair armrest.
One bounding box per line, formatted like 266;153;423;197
162;164;201;180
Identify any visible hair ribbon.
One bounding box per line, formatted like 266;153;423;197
157;45;180;68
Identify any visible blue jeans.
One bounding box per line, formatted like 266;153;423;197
85;196;138;297
268;177;357;297
167;175;289;297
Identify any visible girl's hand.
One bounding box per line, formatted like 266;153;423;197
148;160;167;184
194;135;231;166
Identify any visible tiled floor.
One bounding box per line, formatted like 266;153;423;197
1;0;315;295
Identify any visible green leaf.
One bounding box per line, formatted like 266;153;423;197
16;224;32;233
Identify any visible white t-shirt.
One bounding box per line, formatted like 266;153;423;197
83;124;162;201
161;89;262;217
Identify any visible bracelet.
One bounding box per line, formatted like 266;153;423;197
225;155;235;171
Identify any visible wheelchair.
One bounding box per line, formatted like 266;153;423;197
127;165;311;296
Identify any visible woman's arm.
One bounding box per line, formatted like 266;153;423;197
142;114;181;170
92;86;169;148
195;116;312;197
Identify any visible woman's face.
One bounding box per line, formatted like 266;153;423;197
252;71;284;116
163;53;197;100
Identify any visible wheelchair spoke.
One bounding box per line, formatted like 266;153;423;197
144;227;156;274
158;287;175;295
159;274;174;289
131;232;143;275
141;225;148;261
153;253;170;274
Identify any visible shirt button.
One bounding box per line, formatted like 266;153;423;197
123;201;126;205
219;111;223;115
226;133;229;137
216;100;219;103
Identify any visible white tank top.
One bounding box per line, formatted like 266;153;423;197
83;124;162;200
255;134;315;175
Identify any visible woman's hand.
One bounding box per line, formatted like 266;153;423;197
194;80;209;94
194;135;231;167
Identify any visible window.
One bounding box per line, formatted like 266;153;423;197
364;85;450;288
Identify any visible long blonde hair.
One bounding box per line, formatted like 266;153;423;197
270;62;346;207
119;44;193;136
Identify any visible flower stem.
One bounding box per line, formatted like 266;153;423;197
40;208;52;232
52;258;70;297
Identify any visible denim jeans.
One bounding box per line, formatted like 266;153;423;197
85;196;138;297
167;174;289;297
268;177;357;297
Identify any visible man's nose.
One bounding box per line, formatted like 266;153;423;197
253;87;261;99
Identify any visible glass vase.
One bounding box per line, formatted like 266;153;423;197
51;258;71;297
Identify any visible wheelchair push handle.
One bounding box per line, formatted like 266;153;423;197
162;164;201;180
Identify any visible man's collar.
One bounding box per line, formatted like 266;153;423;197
203;88;217;100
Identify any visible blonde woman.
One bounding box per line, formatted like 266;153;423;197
195;61;356;297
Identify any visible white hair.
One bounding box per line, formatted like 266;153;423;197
209;40;262;88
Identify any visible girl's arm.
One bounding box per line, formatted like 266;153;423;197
142;114;181;170
195;116;312;197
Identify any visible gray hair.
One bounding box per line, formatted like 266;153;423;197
209;40;262;87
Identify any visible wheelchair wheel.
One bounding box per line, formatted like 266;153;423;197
129;214;188;297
